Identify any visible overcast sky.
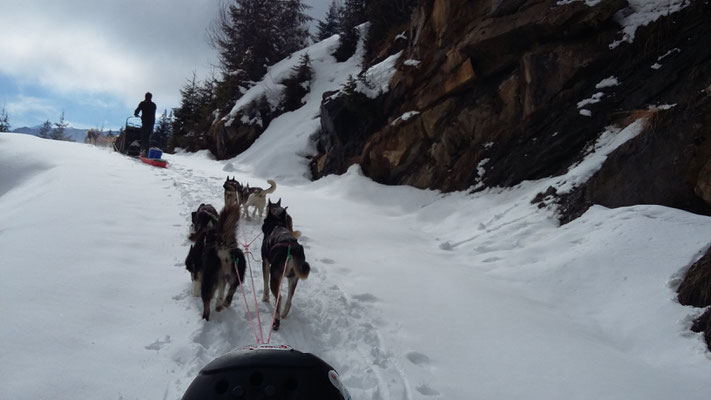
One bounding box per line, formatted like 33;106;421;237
0;0;330;131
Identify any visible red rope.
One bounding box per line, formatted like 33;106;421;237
233;256;260;344
242;240;265;344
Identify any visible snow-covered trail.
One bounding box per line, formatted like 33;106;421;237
4;133;711;400
156;152;417;400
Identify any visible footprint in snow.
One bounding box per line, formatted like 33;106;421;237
352;293;378;303
416;384;440;396
145;335;171;351
406;351;430;365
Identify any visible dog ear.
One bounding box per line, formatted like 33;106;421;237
276;198;281;207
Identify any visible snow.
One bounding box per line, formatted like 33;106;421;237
355;50;402;99
4;126;711;399
391;111;421;126
551;119;645;194
577;92;605;108
557;0;602;6
595;76;620;89
610;0;691;48
649;103;677;111
3;10;711;399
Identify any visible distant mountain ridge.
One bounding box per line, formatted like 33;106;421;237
12;125;90;143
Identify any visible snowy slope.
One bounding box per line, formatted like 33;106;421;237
3;3;711;398
3;125;711;400
3;106;711;400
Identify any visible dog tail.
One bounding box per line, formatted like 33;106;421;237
216;203;241;247
290;245;310;279
264;179;277;194
295;261;310;280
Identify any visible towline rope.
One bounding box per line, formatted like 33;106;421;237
235;231;290;344
240;236;265;344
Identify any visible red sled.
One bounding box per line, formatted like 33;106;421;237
140;156;168;168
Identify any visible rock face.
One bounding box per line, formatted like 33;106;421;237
311;0;711;349
315;0;711;204
678;248;711;351
205;99;275;160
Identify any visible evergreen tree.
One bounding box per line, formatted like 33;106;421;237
280;53;313;112
211;0;311;84
316;1;342;41
172;73;201;149
333;0;366;62
51;112;68;141
38;120;52;139
276;0;311;53
0;105;10;132
365;0;415;57
153;109;173;150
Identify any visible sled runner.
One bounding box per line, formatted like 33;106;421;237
115;117;169;168
113;116;143;157
139;156;168;168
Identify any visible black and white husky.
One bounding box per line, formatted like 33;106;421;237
223;176;243;207
261;199;310;331
188;203;218;242
186;203;246;321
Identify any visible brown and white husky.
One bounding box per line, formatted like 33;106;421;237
187;203;246;321
260;199;310;330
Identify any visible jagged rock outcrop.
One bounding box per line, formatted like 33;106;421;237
205;98;275;160
678;248;711;351
314;0;711;206
206;119;266;160
311;0;711;350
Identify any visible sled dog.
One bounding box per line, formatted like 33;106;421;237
223;176;243;207
243;179;277;219
261;199;310;330
187;203;246;320
189;203;219;242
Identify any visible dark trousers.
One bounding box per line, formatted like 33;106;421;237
140;123;154;153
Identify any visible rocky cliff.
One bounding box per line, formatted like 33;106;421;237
311;0;711;349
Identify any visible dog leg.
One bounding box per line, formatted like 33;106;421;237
192;279;200;297
270;273;282;329
223;278;238;308
262;260;271;302
215;279;226;312
281;276;298;319
202;297;211;320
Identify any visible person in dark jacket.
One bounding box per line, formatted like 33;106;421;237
134;92;157;156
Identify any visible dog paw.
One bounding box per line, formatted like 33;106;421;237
272;320;280;331
215;305;224;312
262;295;270;302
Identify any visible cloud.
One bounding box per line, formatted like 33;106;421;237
1;0;329;128
1;0;220;111
5;96;60;126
